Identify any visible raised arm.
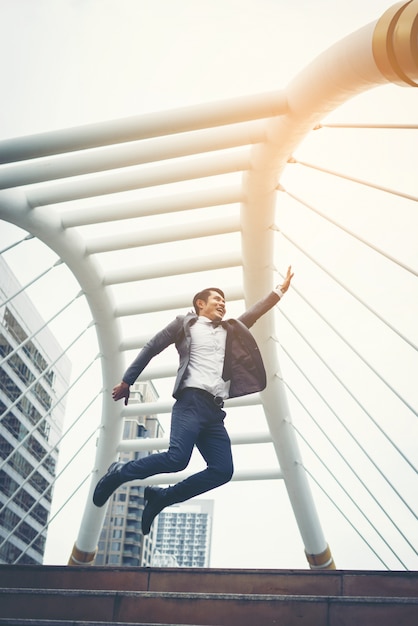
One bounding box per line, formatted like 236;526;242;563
238;265;294;328
277;265;294;296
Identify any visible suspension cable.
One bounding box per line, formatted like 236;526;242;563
278;186;418;279
287;390;407;569
0;290;84;368
0;351;100;470
280;345;417;557
0;424;99;553
13;472;92;564
316;123;418;130
287;157;418;204
0;233;34;255
275;228;418;418
277;286;417;480
0;390;101;518
0;259;64;310
296;458;391;569
0;323;94;422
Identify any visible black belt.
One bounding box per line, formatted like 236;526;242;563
185;387;225;408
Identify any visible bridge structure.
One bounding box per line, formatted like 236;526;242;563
0;1;417;570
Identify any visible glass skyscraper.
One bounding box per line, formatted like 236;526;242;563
0;258;71;564
153;500;214;568
95;381;164;567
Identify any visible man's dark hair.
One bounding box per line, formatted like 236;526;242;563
192;288;225;314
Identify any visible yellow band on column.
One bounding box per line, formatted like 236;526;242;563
305;544;336;570
68;543;97;566
372;0;418;87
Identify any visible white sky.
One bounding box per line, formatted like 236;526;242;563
0;0;417;570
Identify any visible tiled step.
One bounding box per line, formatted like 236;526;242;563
0;587;417;626
0;566;417;626
0;621;205;626
0;565;417;597
0;620;204;626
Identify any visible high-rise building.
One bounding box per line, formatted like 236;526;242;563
153;500;214;568
95;381;164;567
0;257;71;564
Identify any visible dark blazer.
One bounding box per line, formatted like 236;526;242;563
123;290;280;399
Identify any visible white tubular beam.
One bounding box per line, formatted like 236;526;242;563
85;215;241;255
103;250;242;285
0;189;125;560
0;120;267;189
61;185;244;227
120;393;262;418
240;0;418;570
0;90;287;164
127;363;177;381
116;286;244;320
132;467;282;486
117;430;272;453
27;149;252;208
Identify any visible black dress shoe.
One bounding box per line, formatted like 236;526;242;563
141;486;167;535
93;462;124;507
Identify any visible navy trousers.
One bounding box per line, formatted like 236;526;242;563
119;387;234;503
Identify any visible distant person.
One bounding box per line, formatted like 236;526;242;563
93;267;294;534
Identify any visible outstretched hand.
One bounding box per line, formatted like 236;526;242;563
278;265;294;294
112;381;130;406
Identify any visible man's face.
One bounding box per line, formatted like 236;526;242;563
197;291;226;321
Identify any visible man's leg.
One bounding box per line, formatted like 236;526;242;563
93;393;201;507
141;392;234;534
164;416;234;503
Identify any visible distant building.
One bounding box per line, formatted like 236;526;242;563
153;500;214;568
95;381;164;567
0;257;71;564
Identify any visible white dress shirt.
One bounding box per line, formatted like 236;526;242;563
181;315;230;399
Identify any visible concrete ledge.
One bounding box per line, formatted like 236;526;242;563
1;587;418;626
0;565;417;597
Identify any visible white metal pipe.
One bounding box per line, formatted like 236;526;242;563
0;120;267;189
117;430;272;453
103;250;242;285
240;2;418;562
61;185;244;227
85;215;241;254
27;149;252;208
115;285;244;320
120;393;262;418
132;467;283;486
126;363;178;381
0;189;125;554
0;90;287;164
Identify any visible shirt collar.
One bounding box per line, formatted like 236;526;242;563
197;315;213;324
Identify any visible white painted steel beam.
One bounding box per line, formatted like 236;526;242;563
26;149;252;208
85;215;241;254
60;185;244;227
0;120;266;189
0;90;287;163
117;430;272;453
135;467;283;486
125;363;178;382
120;394;262;418
0;189;125;555
238;0;418;568
103;250;242;285
115;285;244;320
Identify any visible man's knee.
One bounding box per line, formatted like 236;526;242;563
166;450;190;473
213;462;234;486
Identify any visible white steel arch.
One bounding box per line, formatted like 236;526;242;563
0;1;417;569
